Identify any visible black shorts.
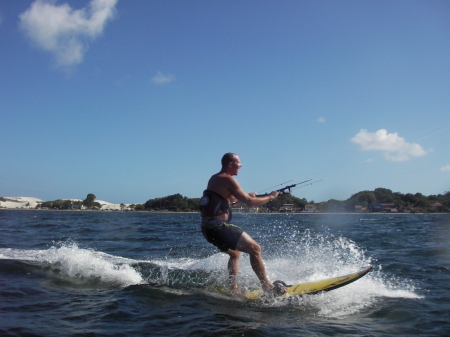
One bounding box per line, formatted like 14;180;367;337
201;218;244;252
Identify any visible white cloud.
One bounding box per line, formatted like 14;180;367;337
19;0;117;67
317;117;326;123
351;129;427;162
440;165;450;172
151;72;176;85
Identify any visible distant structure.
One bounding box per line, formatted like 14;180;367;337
369;203;398;213
304;204;317;213
279;204;294;212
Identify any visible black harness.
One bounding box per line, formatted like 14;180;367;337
200;190;232;221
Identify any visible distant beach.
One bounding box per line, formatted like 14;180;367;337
1;197;433;215
0;197;127;211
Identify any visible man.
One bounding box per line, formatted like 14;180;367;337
200;153;284;295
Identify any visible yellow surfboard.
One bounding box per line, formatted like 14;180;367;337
243;266;374;300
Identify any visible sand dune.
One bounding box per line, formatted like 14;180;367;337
0;197;44;209
1;197;130;210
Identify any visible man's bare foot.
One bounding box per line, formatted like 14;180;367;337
230;284;242;296
261;281;274;292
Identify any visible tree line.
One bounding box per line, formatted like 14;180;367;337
35;188;450;213
318;188;449;213
141;188;449;213
39;193;101;210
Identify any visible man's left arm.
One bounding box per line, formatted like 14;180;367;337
229;192;255;202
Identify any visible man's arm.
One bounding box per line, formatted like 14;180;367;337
227;177;278;207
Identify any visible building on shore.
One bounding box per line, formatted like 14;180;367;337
279;204;294;212
304;204;317;213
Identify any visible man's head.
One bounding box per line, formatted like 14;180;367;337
221;153;242;175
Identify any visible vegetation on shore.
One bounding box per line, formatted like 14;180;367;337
316;188;449;213
37;194;102;210
231;187;448;213
15;188;449;213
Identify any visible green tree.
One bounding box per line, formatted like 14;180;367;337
83;194;100;209
262;193;307;212
41;199;73;209
345;190;376;211
413;199;429;208
322;199;345;212
374;188;394;203
144;194;196;212
84;194;96;205
135;204;145;211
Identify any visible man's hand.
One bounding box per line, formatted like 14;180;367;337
270;191;280;199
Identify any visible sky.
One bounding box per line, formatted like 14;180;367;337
1;0;449;204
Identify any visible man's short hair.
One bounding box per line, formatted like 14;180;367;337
221;153;236;168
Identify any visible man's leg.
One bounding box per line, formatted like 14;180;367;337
234;232;273;291
226;249;241;294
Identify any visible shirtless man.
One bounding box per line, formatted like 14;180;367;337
200;153;280;294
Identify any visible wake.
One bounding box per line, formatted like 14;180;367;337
0;232;421;317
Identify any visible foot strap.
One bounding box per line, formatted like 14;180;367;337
269;280;292;296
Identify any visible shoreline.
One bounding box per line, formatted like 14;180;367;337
0;208;442;215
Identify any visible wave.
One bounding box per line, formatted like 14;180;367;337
0;242;143;288
0;232;421;317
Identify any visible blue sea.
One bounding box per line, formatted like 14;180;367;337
0;210;449;336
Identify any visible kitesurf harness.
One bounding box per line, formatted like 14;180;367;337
200;190;232;221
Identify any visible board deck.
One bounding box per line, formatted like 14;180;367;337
243;266;374;300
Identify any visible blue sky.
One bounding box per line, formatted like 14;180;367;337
1;0;449;204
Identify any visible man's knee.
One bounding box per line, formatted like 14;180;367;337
247;241;262;257
235;233;262;256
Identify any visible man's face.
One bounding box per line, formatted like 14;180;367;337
230;155;242;176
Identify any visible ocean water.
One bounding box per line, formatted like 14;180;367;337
0;210;449;336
